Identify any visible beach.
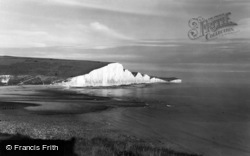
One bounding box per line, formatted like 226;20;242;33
0;85;202;156
1;82;250;156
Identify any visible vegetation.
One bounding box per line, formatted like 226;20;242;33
0;133;202;156
76;136;202;156
0;56;109;78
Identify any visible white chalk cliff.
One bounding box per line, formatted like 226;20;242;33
0;75;11;84
59;63;166;87
169;79;182;83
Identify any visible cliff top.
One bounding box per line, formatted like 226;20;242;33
0;56;110;78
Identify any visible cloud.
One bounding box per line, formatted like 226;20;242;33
1;0;249;49
0;30;49;48
89;22;133;40
0;21;133;48
36;0;180;16
227;18;250;39
238;18;250;26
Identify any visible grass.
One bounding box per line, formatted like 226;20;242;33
0;56;109;79
0;133;202;156
75;136;202;156
0;56;180;85
0;120;202;156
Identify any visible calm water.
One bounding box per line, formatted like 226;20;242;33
1;76;249;156
72;41;250;156
75;80;250;156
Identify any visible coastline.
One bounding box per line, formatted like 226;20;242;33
0;85;200;156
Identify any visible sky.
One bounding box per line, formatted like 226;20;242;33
0;0;250;50
0;0;250;79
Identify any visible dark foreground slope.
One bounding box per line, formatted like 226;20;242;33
0;133;201;156
0;56;110;85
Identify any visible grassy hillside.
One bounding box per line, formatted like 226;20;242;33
0;56;110;78
0;56;180;85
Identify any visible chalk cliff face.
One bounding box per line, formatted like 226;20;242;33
0;75;11;84
169;79;182;83
0;56;182;86
59;63;166;87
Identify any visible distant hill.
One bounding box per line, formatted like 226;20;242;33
0;56;110;78
0;56;181;86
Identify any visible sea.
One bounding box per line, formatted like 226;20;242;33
1;39;250;156
72;40;250;156
73;78;250;156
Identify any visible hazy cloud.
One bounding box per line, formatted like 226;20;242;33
0;0;249;50
89;22;133;40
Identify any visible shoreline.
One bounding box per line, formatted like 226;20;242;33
0;85;145;114
0;85;201;156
